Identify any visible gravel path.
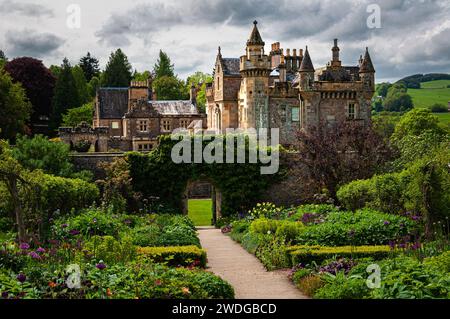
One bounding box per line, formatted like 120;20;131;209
197;227;308;299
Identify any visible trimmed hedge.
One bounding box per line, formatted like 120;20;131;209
288;245;394;266
137;246;207;267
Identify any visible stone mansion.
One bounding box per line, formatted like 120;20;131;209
60;21;375;151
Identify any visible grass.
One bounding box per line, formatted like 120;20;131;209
406;80;450;127
408;80;450;109
188;199;213;226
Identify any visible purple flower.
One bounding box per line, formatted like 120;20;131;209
96;262;106;270
19;243;30;250
61;224;68;228
16;273;26;283
388;241;395;250
384;221;390;225
412;216;420;221
69;229;80;236
36;247;46;253
29;251;41;259
93;218;97;223
1;292;8;299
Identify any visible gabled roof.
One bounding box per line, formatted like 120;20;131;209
247;20;265;46
97;88;128;119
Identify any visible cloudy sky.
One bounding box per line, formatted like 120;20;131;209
0;0;449;82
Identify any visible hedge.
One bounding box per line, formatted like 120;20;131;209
288;245;394;266
137;246;207;267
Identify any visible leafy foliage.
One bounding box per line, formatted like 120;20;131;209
101;49;132;87
62;103;93;127
137;246;207;268
4;57;56;127
51;58;81;130
0;67;31;140
79;52;100;82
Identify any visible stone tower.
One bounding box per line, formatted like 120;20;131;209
238;21;272;129
298;46;315;91
359;47;375;94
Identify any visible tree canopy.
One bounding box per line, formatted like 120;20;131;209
79;52;100;81
50;58;81;131
0;68;31;140
4;57;56;126
153;75;187;101
101;49;132;87
62;102;93;127
153;50;174;79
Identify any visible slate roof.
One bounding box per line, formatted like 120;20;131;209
299;47;314;72
222;58;240;75
152;101;199;115
97;88;128;119
360;48;375;73
247;21;265;46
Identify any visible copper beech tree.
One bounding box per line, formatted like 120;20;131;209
295;121;394;200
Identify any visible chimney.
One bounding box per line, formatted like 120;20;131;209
293;49;297;57
190;83;197;105
299;49;303;57
279;55;286;82
286;49;290;56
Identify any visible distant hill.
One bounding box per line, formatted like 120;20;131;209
396;73;450;89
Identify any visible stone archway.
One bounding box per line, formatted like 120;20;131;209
182;178;222;225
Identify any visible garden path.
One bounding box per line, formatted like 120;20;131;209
197;227;308;299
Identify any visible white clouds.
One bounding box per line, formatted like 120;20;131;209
0;0;448;81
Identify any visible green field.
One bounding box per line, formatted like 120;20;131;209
408;80;450;109
406;80;450;126
188;199;212;226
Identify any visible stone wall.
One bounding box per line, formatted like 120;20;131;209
70;153;124;179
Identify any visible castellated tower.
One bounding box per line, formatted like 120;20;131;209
238;21;272;129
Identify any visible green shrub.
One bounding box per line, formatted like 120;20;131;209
371;256;450;299
129;224;161;247
53;209;124;239
314;272;370;299
275;221;304;242
429;103;448;113
137;246;207;267
249;218;303;241
289;245;393;266
295;209;418;246
156;224;200;247
256;235;291;270
84;235;136;264
240;232;264;254
295;275;324;297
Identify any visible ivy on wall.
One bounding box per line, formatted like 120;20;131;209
127;134;285;216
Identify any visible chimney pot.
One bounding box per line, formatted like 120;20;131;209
293;49;297;56
286;49;290;56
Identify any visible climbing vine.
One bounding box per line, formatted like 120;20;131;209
127;134;286;216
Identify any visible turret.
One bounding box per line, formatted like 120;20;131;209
359;47;375;91
298;46;315;90
246;20;265;59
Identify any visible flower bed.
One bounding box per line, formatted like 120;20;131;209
137;246;207;268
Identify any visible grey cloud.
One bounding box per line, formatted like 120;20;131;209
5;29;64;58
94;0;450;80
0;0;53;18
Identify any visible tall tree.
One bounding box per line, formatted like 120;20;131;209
72;65;90;104
0;50;7;68
4;57;56;131
186;72;213;112
296;122;393;199
0;68;31;140
87;76;100;99
50;58;80;131
152;76;187;101
101;49;132;87
153;50;174;79
132;70;152;81
79;52;100;81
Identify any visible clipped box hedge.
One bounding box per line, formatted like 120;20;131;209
137;245;207;268
288;245;394;266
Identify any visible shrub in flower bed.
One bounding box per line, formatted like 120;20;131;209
137;246;207;268
52;208;125;239
0;261;233;299
250;218;304;242
295;209;419;246
288;245;394;266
